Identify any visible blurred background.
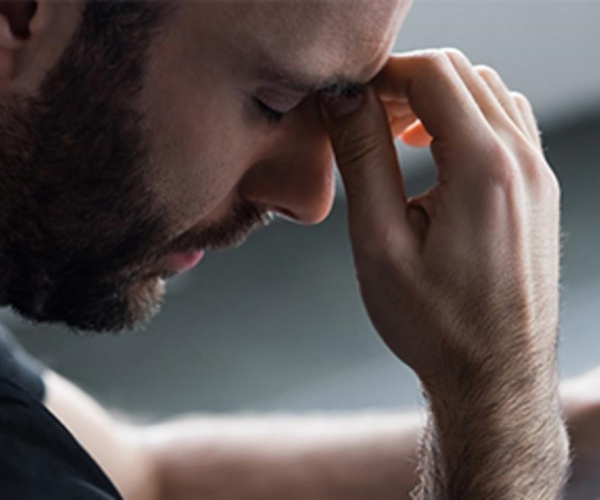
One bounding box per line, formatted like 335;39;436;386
2;1;599;420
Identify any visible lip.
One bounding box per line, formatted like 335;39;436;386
161;249;205;274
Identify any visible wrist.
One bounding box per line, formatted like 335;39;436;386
419;324;560;400
416;357;570;499
416;408;569;500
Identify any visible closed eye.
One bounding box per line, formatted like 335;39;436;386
253;98;286;124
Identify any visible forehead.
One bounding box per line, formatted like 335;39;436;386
179;0;410;85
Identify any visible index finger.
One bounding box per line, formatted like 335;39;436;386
373;51;493;149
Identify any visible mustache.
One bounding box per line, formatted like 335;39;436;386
160;200;274;258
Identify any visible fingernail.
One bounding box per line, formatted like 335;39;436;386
323;89;366;119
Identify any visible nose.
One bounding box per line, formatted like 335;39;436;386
238;106;336;225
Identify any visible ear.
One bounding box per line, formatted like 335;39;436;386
0;1;37;79
0;1;80;91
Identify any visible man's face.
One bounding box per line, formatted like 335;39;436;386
0;0;410;333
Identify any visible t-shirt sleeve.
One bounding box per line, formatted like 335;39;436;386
0;324;47;402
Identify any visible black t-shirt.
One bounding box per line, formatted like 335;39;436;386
0;326;122;499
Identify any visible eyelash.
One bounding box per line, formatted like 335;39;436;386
253;98;286;124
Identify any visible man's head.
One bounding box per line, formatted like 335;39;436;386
0;0;410;333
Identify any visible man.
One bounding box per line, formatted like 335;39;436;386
0;0;597;498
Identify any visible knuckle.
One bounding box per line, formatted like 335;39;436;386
548;170;561;200
476;64;501;84
533;162;561;200
509;139;560;200
494;163;521;192
419;49;453;73
511;92;533;112
441;47;471;66
485;139;522;189
543;168;561;199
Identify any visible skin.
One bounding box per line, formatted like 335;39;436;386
0;0;405;332
42;368;600;500
0;1;179;331
319;52;569;497
0;0;595;499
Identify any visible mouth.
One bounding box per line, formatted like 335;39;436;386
140;203;275;281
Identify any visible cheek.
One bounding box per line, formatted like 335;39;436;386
137;22;261;234
140;84;255;235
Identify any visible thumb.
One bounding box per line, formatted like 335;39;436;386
320;85;409;236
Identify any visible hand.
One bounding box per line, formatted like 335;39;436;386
320;49;560;394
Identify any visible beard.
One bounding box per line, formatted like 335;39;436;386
0;2;269;333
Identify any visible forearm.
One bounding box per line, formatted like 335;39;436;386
140;411;423;500
45;366;575;500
